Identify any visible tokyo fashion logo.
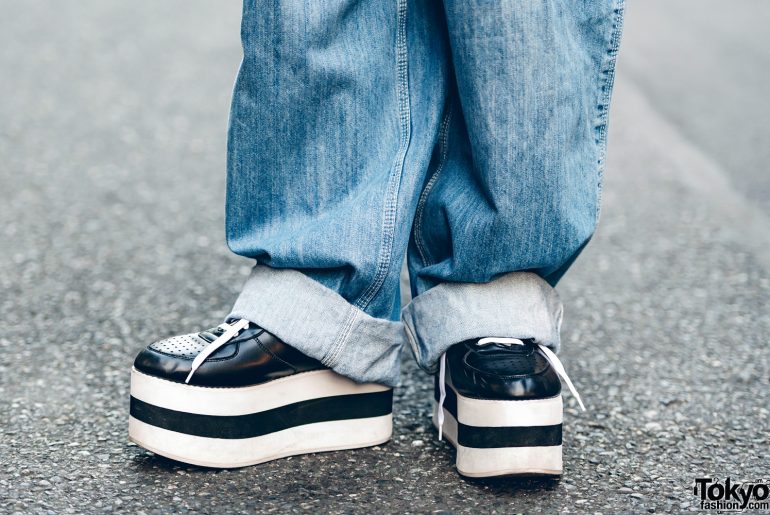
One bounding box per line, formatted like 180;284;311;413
693;477;769;512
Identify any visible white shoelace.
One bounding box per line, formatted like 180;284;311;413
436;337;585;441
185;318;250;384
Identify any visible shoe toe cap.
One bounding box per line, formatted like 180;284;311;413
470;366;562;399
451;342;563;400
133;334;201;382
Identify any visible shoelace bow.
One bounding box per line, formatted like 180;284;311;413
185;318;250;383
436;337;585;441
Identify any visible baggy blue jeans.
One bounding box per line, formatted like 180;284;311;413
226;0;625;387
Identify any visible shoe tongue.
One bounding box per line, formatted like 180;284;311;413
198;323;262;343
198;327;223;343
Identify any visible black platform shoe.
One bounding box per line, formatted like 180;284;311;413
433;337;584;478
129;319;393;467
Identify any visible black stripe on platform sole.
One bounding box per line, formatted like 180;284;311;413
434;380;562;448
458;424;562;448
130;389;393;439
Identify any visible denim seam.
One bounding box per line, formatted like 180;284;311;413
323;0;412;368
594;0;625;225
414;104;453;267
402;312;422;367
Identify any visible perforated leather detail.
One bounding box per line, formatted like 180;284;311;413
149;333;208;359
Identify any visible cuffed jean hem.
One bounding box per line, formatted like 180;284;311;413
227;265;404;387
401;272;564;374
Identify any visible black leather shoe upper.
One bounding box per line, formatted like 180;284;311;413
134;323;326;387
444;339;561;400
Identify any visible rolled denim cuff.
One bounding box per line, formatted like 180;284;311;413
227;265;404;387
401;272;563;374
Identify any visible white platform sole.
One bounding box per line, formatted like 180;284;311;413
433;385;563;478
129;368;393;468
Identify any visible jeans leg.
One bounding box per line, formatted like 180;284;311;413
403;0;626;372
226;0;451;385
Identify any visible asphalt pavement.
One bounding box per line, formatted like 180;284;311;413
1;1;768;513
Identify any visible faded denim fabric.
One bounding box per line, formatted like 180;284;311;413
226;0;625;386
